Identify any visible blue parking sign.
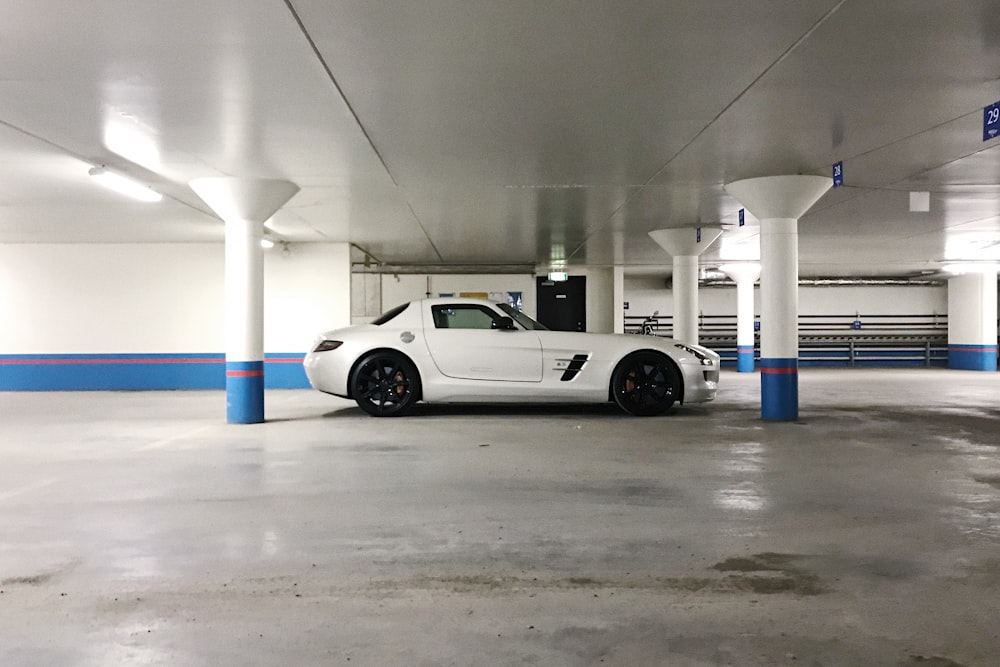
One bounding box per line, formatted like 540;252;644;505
833;161;843;187
984;102;1000;141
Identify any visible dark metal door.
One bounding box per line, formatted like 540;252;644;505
536;276;586;332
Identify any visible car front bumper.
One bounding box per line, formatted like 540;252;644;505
679;362;719;404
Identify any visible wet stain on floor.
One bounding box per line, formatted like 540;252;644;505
710;552;804;572
356;558;827;597
710;552;826;595
972;474;1000;490
907;656;967;667
1;572;56;586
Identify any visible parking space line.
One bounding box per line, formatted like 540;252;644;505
135;424;216;452
0;477;59;503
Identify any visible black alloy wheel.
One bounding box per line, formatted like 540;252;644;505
350;351;420;417
610;351;680;416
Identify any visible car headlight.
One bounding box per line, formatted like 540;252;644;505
675;343;715;366
312;339;343;353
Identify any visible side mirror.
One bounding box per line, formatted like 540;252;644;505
492;316;516;330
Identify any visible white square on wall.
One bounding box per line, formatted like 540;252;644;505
909;191;930;212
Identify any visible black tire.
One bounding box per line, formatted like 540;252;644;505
349;351;421;417
610;351;680;416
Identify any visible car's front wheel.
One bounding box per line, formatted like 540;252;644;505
610;351;680;416
350;351;421;417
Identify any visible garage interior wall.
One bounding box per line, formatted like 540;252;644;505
379;273;537;318
1;246;958;392
372;267;616;333
0;242;350;390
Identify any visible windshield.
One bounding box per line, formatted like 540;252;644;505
497;303;549;331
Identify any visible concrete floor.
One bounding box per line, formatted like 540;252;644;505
1;368;998;667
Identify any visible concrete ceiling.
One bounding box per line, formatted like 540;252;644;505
2;0;1000;277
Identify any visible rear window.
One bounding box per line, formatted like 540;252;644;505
372;302;410;325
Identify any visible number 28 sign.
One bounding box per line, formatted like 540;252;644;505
984;101;1000;141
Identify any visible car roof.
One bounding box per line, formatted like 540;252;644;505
415;297;502;307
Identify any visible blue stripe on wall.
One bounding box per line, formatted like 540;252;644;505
0;353;309;391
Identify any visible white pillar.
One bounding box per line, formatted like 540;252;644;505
613;265;626;334
672;255;699;343
947;268;998;371
719;263;761;372
648;226;723;344
724;176;831;421
190;178;300;424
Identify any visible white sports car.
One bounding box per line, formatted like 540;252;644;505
303;297;719;416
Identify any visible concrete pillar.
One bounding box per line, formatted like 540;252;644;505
613;265;626;334
947;268;998;371
672;255;699;343
719;263;761;372
189;178;300;423
648;226;723;344
724;176;831;421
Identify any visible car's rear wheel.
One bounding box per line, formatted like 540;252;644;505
611;351;680;416
350;351;421;417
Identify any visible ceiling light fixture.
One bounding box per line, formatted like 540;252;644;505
88;166;162;202
260;238;275;249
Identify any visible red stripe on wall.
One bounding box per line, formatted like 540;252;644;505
0;357;219;365
0;356;304;366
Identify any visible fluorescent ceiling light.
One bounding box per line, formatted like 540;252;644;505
103;108;161;172
260;238;275;249
88;166;162;202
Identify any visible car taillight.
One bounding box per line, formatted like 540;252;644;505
312;340;343;352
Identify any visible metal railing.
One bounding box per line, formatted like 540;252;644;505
623;313;958;367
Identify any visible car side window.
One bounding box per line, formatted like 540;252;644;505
431;305;501;330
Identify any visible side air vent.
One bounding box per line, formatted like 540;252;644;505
556;354;590;381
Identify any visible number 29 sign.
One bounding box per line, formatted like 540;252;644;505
984;101;1000;141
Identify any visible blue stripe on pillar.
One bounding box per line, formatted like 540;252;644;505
948;345;999;371
737;345;755;373
760;357;798;421
226;360;264;424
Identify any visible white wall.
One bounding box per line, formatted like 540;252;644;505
576;267;614;333
265;243;351;349
0;242;350;354
0;243;225;353
798;285;947;316
351;272;383;321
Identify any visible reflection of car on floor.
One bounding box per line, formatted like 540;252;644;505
304;297;719;417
